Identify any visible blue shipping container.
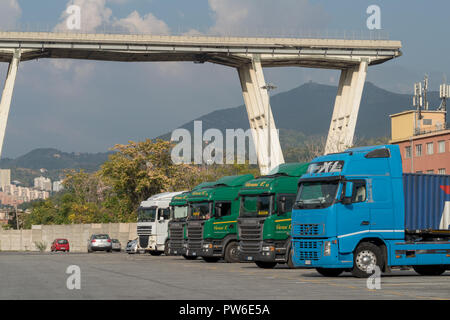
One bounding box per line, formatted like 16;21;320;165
403;173;450;231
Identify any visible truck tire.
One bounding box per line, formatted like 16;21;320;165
316;268;344;277
413;265;447;276
352;242;383;278
183;255;197;260
202;257;220;263
255;261;277;269
149;251;162;256
164;240;169;256
286;249;295;269
224;242;240;263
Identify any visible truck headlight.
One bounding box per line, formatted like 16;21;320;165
324;241;331;256
202;243;212;249
262;246;274;252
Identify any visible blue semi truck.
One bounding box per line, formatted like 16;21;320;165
291;144;450;278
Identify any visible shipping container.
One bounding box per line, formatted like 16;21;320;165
403;173;450;231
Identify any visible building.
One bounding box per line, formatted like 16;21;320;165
34;176;52;191
53;180;64;192
0;169;10;190
390;109;449;174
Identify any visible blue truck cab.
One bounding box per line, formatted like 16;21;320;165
291;144;450;277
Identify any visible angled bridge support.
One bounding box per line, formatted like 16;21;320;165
0;49;21;158
237;55;284;175
325;60;368;154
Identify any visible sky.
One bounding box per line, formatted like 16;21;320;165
0;0;449;158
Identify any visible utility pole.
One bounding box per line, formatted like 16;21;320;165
261;83;277;171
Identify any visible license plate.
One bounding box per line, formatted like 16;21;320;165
174;251;178;254
192;252;196;256
305;260;311;265
247;256;253;261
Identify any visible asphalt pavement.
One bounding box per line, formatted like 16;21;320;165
0;252;448;300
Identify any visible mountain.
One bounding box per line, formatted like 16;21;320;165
159;81;441;140
0;148;111;171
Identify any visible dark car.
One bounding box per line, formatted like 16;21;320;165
51;238;70;252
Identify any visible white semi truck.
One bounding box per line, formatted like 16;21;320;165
137;191;186;255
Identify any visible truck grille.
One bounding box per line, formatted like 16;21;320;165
137;225;152;235
139;235;149;248
187;222;203;250
239;221;263;253
169;223;184;249
292;224;321;236
293;240;321;261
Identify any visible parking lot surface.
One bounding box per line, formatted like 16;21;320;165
0;252;448;300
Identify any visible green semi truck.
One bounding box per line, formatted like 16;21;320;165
237;163;309;268
167;182;215;259
185;174;255;263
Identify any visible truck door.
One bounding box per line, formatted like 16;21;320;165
337;180;370;253
157;208;170;247
213;201;234;238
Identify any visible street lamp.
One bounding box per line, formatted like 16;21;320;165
261;83;277;171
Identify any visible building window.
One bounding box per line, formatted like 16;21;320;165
438;140;446;153
416;144;422;156
427;169;434;174
426;142;433;155
404;146;412;158
438;168;446;175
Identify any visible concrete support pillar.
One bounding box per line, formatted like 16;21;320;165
325;60;368;154
0;50;21;158
237;55;284;175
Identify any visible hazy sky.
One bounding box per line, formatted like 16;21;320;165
0;0;449;157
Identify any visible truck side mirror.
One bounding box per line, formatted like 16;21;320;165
342;181;353;205
279;197;286;214
215;203;222;218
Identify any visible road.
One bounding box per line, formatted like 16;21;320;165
0;252;448;300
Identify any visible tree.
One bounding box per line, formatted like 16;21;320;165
100;139;199;218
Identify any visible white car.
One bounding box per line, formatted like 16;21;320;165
126;239;138;254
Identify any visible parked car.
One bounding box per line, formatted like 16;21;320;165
51;238;70;252
111;239;121;252
126;239;138;254
87;234;112;253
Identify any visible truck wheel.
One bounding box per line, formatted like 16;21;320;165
224;242;240;263
413;265;447;276
287;249;295;269
150;251;162;256
183;255;197;260
316;268;344;277
202;257;220;263
255;261;277;269
352;242;383;278
164;240;169;256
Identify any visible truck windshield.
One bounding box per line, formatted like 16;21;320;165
240;195;273;217
189;202;211;220
172;205;188;219
296;181;339;209
138;207;157;222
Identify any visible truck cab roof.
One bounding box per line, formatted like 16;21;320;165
300;144;402;181
140;191;187;208
239;163;309;195
187;174;254;202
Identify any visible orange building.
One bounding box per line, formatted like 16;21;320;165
390;110;449;174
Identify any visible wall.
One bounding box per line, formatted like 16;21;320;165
0;223;137;252
396;130;450;174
